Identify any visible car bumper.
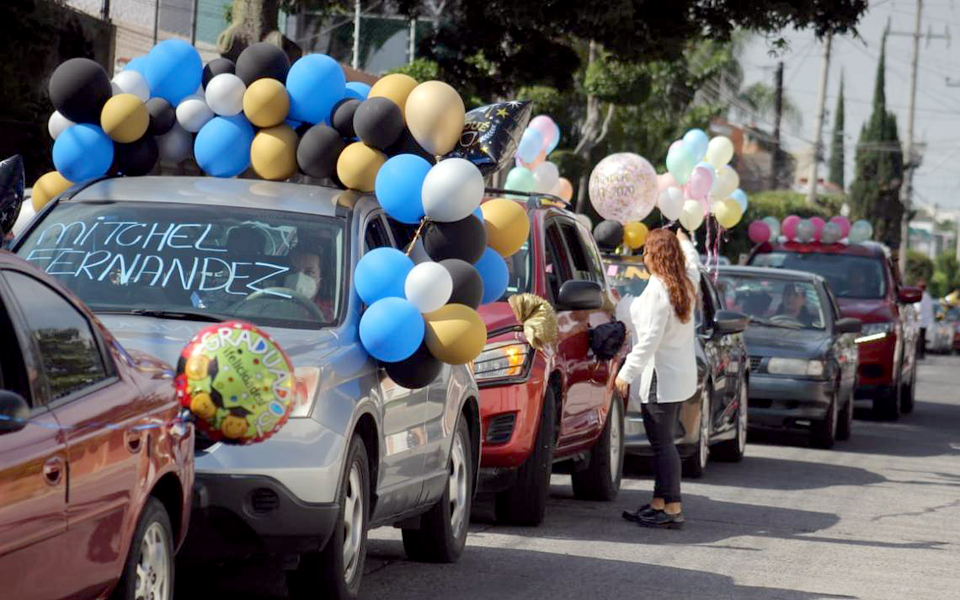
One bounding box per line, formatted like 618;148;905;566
747;375;833;428
855;334;897;390
476;360;549;471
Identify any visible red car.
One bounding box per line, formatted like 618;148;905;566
473;195;627;525
0;251;193;600
749;241;922;419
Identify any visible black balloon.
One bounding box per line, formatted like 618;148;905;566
297;124;345;179
235;42;290;85
446;101;533;175
423;217;487;264
0;155;25;235
386;127;433;161
115;136;159;176
331;98;361;139
593;220;624;252
146;98;176;136
353;97;404;150
202;57;237;89
440;259;484;309
384;341;443;389
49;58;112;124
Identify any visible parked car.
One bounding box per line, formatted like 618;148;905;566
0;250;193;600
926;304;955;354
604;254;750;477
12;176;481;600
716;266;861;448
748;241;922;419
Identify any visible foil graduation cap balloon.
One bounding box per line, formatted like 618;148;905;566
0;155;25;236
446;101;532;175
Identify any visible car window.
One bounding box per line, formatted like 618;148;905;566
0;292;32;404
824;284;842;321
365;215;393;252
750;251;887;299
720;273;826;330
4;271;110;401
385;217;421;252
500;238;532;301
605;260;649;298
544;223;571;299
559;223;597;282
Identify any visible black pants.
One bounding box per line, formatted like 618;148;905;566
919;328;927;358
641;373;682;504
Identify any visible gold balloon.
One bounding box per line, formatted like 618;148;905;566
714;198;743;229
368;73;419;117
481;198;530;257
404;81;465;156
336;142;386;192
243;78;289;128
623;222;648;249
424;304;487;365
251;125;298;181
101;93;149;143
32;171;73;211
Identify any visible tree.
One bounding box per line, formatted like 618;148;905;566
737;82;803;130
218;0;302;62
829;74;845;189
905;249;934;286
933;252;960;298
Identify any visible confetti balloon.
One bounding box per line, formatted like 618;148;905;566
588;153;658;223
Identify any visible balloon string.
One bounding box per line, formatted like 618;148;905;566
405;217;430;256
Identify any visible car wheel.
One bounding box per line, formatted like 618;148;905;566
571;391;624;501
873;381;901;421
683;387;710;479
812;393;838;449
900;363;916;414
495;387;555;526
836;389;854;441
111;497;174;600
714;381;748;462
402;416;473;563
288;435;369;600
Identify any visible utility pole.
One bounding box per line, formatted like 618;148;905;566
770;61;784;190
807;34;832;204
352;0;361;70
101;0;111;20
408;18;416;63
152;0;160;45
190;0;198;46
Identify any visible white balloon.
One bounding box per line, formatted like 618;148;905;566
533;161;560;194
679;199;705;231
176;95;214;133
111;70;151;102
421;158;485;222
711;165;740;199
405;262;454;313
705;136;734;167
157;123;193;164
658;186;684;221
205;73;246;117
795;219;816;243
47;111;75;140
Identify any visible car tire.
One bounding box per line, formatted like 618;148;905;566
836;389;854;441
111;497;174;600
900;363;916;414
812;393;838;449
287;435;369;600
714;381;748;462
402;416;473;563
571;391;624;501
683;387;710;479
495;387;555;526
873;382;901;421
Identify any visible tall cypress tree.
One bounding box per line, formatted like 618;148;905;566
828;74;845;189
848;32;904;247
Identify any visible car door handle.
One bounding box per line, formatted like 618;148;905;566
43;457;63;486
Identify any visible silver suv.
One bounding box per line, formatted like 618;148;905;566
13;176;481;600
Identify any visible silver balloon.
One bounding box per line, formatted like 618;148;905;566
849;220;873;244
820;222;842;245
795;219;816;243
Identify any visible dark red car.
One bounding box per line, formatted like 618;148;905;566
0;251;193;600
473;195;628;526
749;241;922;419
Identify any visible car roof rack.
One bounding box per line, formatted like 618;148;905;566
484;188;571;211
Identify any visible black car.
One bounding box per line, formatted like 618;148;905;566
716;266;861;448
604;255;750;477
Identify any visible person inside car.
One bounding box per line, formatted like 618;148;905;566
775;283;816;326
283;247;334;322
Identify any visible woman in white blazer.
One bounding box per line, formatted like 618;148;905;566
616;228;700;529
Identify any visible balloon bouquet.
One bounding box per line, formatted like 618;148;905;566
496;114;574;201
587;152;659;253
748;214;874;246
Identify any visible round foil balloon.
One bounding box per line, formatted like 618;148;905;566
588;153;658;223
175;322;296;444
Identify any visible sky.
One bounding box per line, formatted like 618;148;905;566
738;0;960;216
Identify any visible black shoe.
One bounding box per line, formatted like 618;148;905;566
636;510;685;529
622;504;661;523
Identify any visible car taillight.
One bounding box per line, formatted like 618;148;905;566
291;367;321;418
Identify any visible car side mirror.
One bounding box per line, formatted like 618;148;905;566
713;310;749;335
835;317;862;334
556;280;603;311
0;390;29;434
898;287;922;304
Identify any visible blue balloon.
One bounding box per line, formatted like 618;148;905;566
354;247;414;305
345;81;371;101
516;128;544;163
145;39;202;106
473;206;484;221
124;56;148;75
682;128;709;162
286;54;346;125
731;188;748;212
475;247;508;304
375;154;431;224
194;115;255;178
546;121;561;154
53;124;113;182
359;297;424;362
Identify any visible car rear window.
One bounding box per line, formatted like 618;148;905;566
750;251;887;300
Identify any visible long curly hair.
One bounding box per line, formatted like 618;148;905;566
644;229;696;323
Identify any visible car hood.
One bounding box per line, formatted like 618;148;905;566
98;315;341;368
478;302;521;336
836;297;894;322
744;325;829;359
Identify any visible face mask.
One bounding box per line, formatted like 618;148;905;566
285;272;319;298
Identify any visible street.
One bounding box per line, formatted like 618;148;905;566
182;354;960;600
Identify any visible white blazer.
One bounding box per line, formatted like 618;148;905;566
617;238;700;404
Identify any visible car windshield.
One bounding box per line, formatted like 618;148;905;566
500;238;533;301
17;201;346;330
750;251;887;299
717;274;825;330
604;260;650;298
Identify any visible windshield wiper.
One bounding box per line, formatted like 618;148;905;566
99;308;232;323
748;315;801;330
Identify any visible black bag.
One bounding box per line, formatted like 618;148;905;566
590;321;626;360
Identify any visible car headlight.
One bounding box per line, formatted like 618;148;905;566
767;358;825;377
856;322;894;344
290;366;321;417
474;341;531;381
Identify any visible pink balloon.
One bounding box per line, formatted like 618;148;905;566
658;172;678;193
748;221;771;244
686;164;714;200
589;153;659;222
782;215;801;240
528;115;557;149
830;215;851;238
810;217;825;241
552;177;574;201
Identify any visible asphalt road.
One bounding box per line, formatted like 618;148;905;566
180;353;960;600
